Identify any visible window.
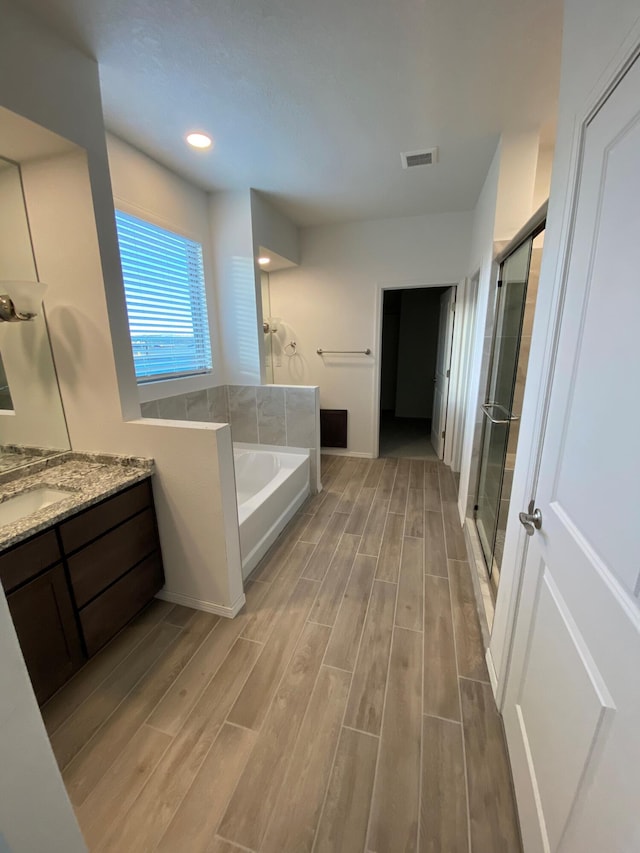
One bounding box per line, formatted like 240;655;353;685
115;210;212;382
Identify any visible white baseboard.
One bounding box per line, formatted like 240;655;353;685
486;648;499;699
463;518;495;648
156;589;246;619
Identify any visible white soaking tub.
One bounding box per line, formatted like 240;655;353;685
233;443;310;579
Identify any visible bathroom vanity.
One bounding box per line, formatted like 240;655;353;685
0;155;166;707
0;454;164;705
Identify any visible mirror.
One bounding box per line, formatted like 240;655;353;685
0;155;70;473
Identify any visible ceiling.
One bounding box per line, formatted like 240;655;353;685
19;0;562;226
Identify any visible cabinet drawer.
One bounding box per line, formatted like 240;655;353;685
79;552;164;656
68;508;158;607
59;479;152;554
0;530;61;594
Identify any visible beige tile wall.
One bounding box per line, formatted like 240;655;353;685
141;384;320;491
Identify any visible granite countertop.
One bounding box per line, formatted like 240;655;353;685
0;445;64;474
0;452;154;552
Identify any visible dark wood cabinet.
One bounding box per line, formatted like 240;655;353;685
0;530;60;594
68;508;158;608
0;477;164;705
7;564;84;705
59;479;153;554
80;552;164;655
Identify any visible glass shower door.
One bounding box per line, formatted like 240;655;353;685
475;237;533;577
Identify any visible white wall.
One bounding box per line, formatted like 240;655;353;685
533;144;555;209
0;5;245;846
249;190;300;383
107;141;304;397
250;189;300;265
490;0;640;686
457;132;541;521
0;163;36;280
493;131;539;241
106;133;223;400
209;190;262;385
269;211;473;456
456;145;500;517
0;7;99;845
21;149;243;617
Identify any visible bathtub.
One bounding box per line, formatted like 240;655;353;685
234;443;310;579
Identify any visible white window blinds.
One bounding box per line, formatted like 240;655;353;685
115;210;212;381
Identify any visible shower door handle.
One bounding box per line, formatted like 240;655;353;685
519;500;542;536
480;402;519;424
481;401;520;424
481;403;509;424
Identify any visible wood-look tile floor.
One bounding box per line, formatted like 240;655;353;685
42;455;523;853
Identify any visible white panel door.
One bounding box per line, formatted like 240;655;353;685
503;56;640;853
431;287;455;458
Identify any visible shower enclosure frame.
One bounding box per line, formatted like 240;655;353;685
473;214;546;585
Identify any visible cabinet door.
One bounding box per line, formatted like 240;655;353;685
8;564;85;705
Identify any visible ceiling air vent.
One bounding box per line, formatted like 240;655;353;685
401;147;439;169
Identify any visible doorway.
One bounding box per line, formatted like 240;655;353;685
474;225;545;590
378;286;453;458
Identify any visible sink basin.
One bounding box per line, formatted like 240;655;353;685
0;487;73;527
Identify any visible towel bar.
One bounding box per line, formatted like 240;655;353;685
316;348;371;355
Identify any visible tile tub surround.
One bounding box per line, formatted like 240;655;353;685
229;384;320;492
141;385;229;424
47;454;522;852
141;383;321;491
227;385;259;443
0;454;154;550
229;385;318;450
256;386;287;446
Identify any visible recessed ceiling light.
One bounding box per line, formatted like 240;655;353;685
186;132;213;149
258;256;271;265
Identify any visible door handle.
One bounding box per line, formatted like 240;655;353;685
519;500;542;536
